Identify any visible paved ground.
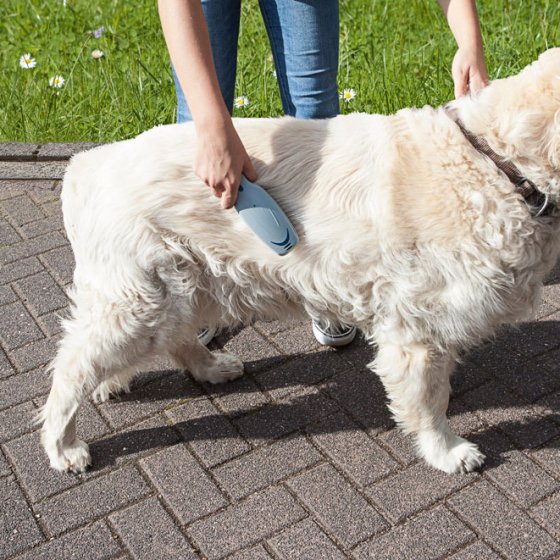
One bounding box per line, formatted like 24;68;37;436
0;142;559;560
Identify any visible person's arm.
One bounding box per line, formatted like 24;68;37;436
438;0;489;98
158;0;257;209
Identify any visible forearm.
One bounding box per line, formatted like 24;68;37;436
158;0;229;128
438;0;483;51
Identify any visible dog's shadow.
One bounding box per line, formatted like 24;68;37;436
86;319;560;472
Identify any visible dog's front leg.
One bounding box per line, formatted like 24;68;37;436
374;342;485;473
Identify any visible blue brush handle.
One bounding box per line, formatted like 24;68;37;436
234;176;299;255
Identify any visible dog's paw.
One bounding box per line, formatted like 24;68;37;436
192;352;244;384
424;436;485;474
48;439;91;474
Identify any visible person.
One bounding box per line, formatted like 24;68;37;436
158;0;488;346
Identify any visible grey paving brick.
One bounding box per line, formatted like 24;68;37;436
530;491;560;539
0;285;18;305
0;142;38;160
287;463;388;548
234;387;339;446
0;220;23;245
306;411;399;487
0;301;44;350
27;188;61;205
9;336;59;372
0;400;37;442
0;161;68;180
268;518;345;560
268;321;321;355
451;359;490;395
213;435;321;499
36;142;101;159
0;369;50;409
530;438;560;477
0;449;10;477
447;541;501;560
499;320;560;359
0;231;67;265
140;444;227;524
335;333;373;368
166;397;250;467
257;348;348;400
39;200;62;218
485;447;559;507
0;348;15;378
1;195;44;226
98;370;201;430
0;256;44;284
14;272;68;315
39;245;75;285
227;544;273;560
448;480;560;559
37;309;66;336
13;520;121;560
447;395;487;437
110;497;196;560
366;462;477;523
0;476;43;558
19;214;64;239
187;486;306;559
209;374;270;416
323;368;393;434
37;466;150;536
353;506;474;560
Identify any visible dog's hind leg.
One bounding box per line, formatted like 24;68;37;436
91;367;137;403
170;338;244;384
374;341;485;473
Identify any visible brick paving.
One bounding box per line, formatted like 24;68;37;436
0;142;559;560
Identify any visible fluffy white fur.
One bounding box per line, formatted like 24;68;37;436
40;50;560;474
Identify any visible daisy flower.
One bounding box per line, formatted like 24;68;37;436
91;49;104;59
49;75;65;89
234;96;249;109
340;88;356;103
19;53;36;69
93;25;105;39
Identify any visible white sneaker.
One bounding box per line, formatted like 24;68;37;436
197;326;218;346
312;321;357;348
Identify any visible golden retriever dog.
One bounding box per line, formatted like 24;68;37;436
40;49;560;475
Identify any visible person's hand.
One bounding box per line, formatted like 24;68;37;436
194;118;257;209
451;45;489;98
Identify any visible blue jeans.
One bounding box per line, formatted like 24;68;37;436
173;0;339;122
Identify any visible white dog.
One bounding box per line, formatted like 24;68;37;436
40;50;560;475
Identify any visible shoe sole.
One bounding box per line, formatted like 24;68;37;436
312;323;357;348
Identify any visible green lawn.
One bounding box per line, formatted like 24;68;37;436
1;0;558;142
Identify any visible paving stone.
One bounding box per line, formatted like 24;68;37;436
0;188;22;201
498;320;560;359
19;214;64;239
0;348;15;378
1;195;44;226
37;309;67;336
530;438;560;477
0;161;68;180
448;480;560;559
253;319;307;338
447;395;487;437
14;271;68;315
0;449;11;476
0;477;43;558
530;491;560;539
10;336;59;372
306;411;398;487
98;370;202;430
140;444;227;524
334;332;374;368
268;517;345;560
0;256;44;284
367;462;477;523
13;520;121;560
36;142;101;159
447;541;501;560
451;359;490;395
227;544;273;560
27;188;61;205
0;301;44;350
0;142;38;160
0;285;18;305
0;231;67;265
0;220;23;244
377;428;417;466
269;321;321;355
110;497;196;559
39;200;63;218
187;486;306;559
234;386;339;446
208;373;270;416
166;397;250;467
287;463;388;548
0;368;50;409
0;400;37;442
257;349;349;400
39;245;75;285
212;435;321;499
353;505;474;560
37;465;150;536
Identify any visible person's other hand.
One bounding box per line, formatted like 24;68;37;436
195;119;257;209
451;46;489;98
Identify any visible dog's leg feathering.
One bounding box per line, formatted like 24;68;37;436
374;341;485;473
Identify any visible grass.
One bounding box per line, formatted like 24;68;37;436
0;0;558;142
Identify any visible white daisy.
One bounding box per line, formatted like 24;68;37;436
19;53;36;69
91;49;104;59
49;75;65;88
340;88;356;103
234;96;249;109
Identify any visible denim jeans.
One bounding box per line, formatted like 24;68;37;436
173;0;339;122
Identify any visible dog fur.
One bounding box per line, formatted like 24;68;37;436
40;49;560;474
